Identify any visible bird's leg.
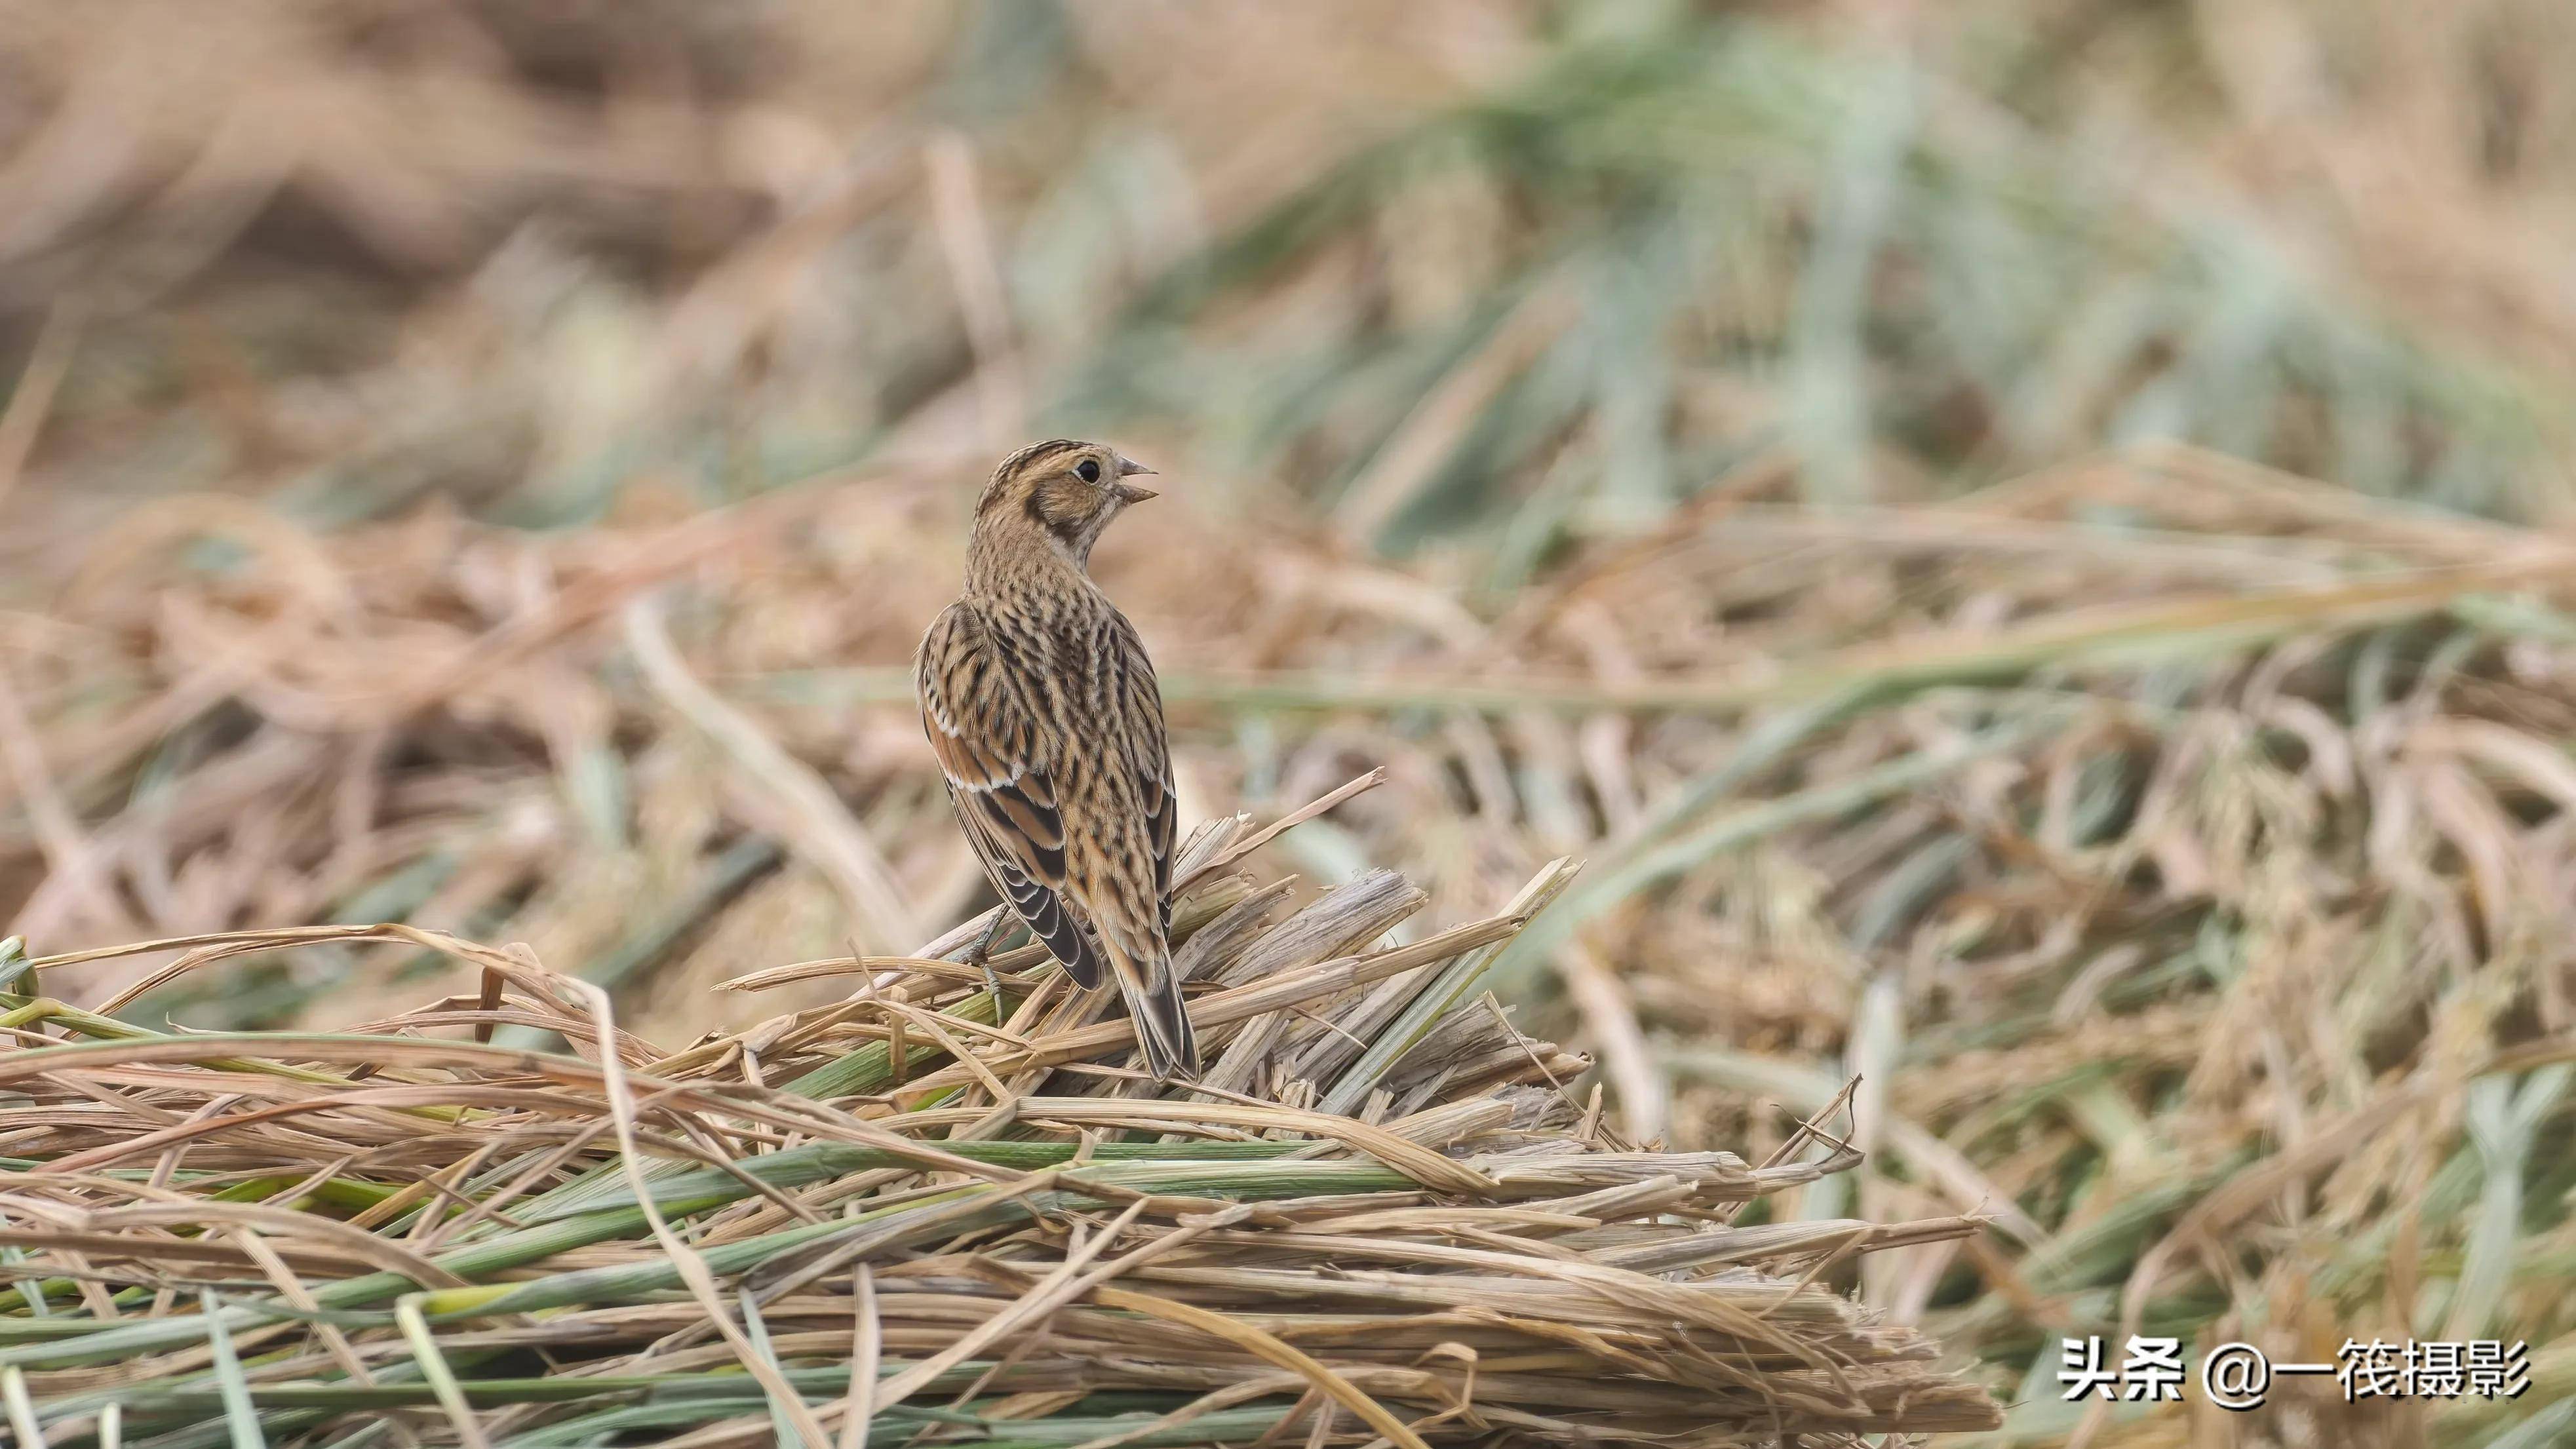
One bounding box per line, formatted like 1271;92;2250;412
963;909;1011;1001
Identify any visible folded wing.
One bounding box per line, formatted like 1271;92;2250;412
916;604;1105;990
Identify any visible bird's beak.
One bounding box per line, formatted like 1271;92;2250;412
1112;454;1158;503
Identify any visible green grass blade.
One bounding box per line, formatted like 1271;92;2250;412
199;1290;268;1449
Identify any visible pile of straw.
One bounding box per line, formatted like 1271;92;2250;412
0;787;2001;1447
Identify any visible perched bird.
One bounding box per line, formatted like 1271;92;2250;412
914;440;1199;1080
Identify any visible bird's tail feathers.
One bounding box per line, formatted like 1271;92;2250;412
1104;935;1199;1081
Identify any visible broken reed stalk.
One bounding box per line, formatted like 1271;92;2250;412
0;782;2001;1447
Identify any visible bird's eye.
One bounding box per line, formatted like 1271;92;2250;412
1074;458;1102;484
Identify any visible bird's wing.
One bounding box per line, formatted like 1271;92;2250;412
916;603;1105;989
1109;612;1180;937
1085;608;1196;1078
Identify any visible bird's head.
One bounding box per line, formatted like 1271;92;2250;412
975;438;1158;569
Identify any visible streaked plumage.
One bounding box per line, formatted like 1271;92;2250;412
915;439;1197;1079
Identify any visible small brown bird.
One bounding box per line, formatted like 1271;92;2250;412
915;440;1198;1079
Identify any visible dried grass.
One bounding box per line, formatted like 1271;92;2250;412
0;800;2000;1446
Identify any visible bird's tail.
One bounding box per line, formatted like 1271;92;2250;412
1104;935;1199;1081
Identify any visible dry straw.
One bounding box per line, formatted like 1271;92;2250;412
0;783;2000;1447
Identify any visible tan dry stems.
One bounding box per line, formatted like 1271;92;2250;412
10;409;2576;1440
11;432;2576;1445
0;796;2000;1446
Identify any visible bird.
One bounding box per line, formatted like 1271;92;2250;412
914;439;1199;1081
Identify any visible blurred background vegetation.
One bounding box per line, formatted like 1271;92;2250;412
4;1;2576;1442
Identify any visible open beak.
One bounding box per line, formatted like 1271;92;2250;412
1112;454;1158;503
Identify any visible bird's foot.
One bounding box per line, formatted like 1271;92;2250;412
962;910;1011;1002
